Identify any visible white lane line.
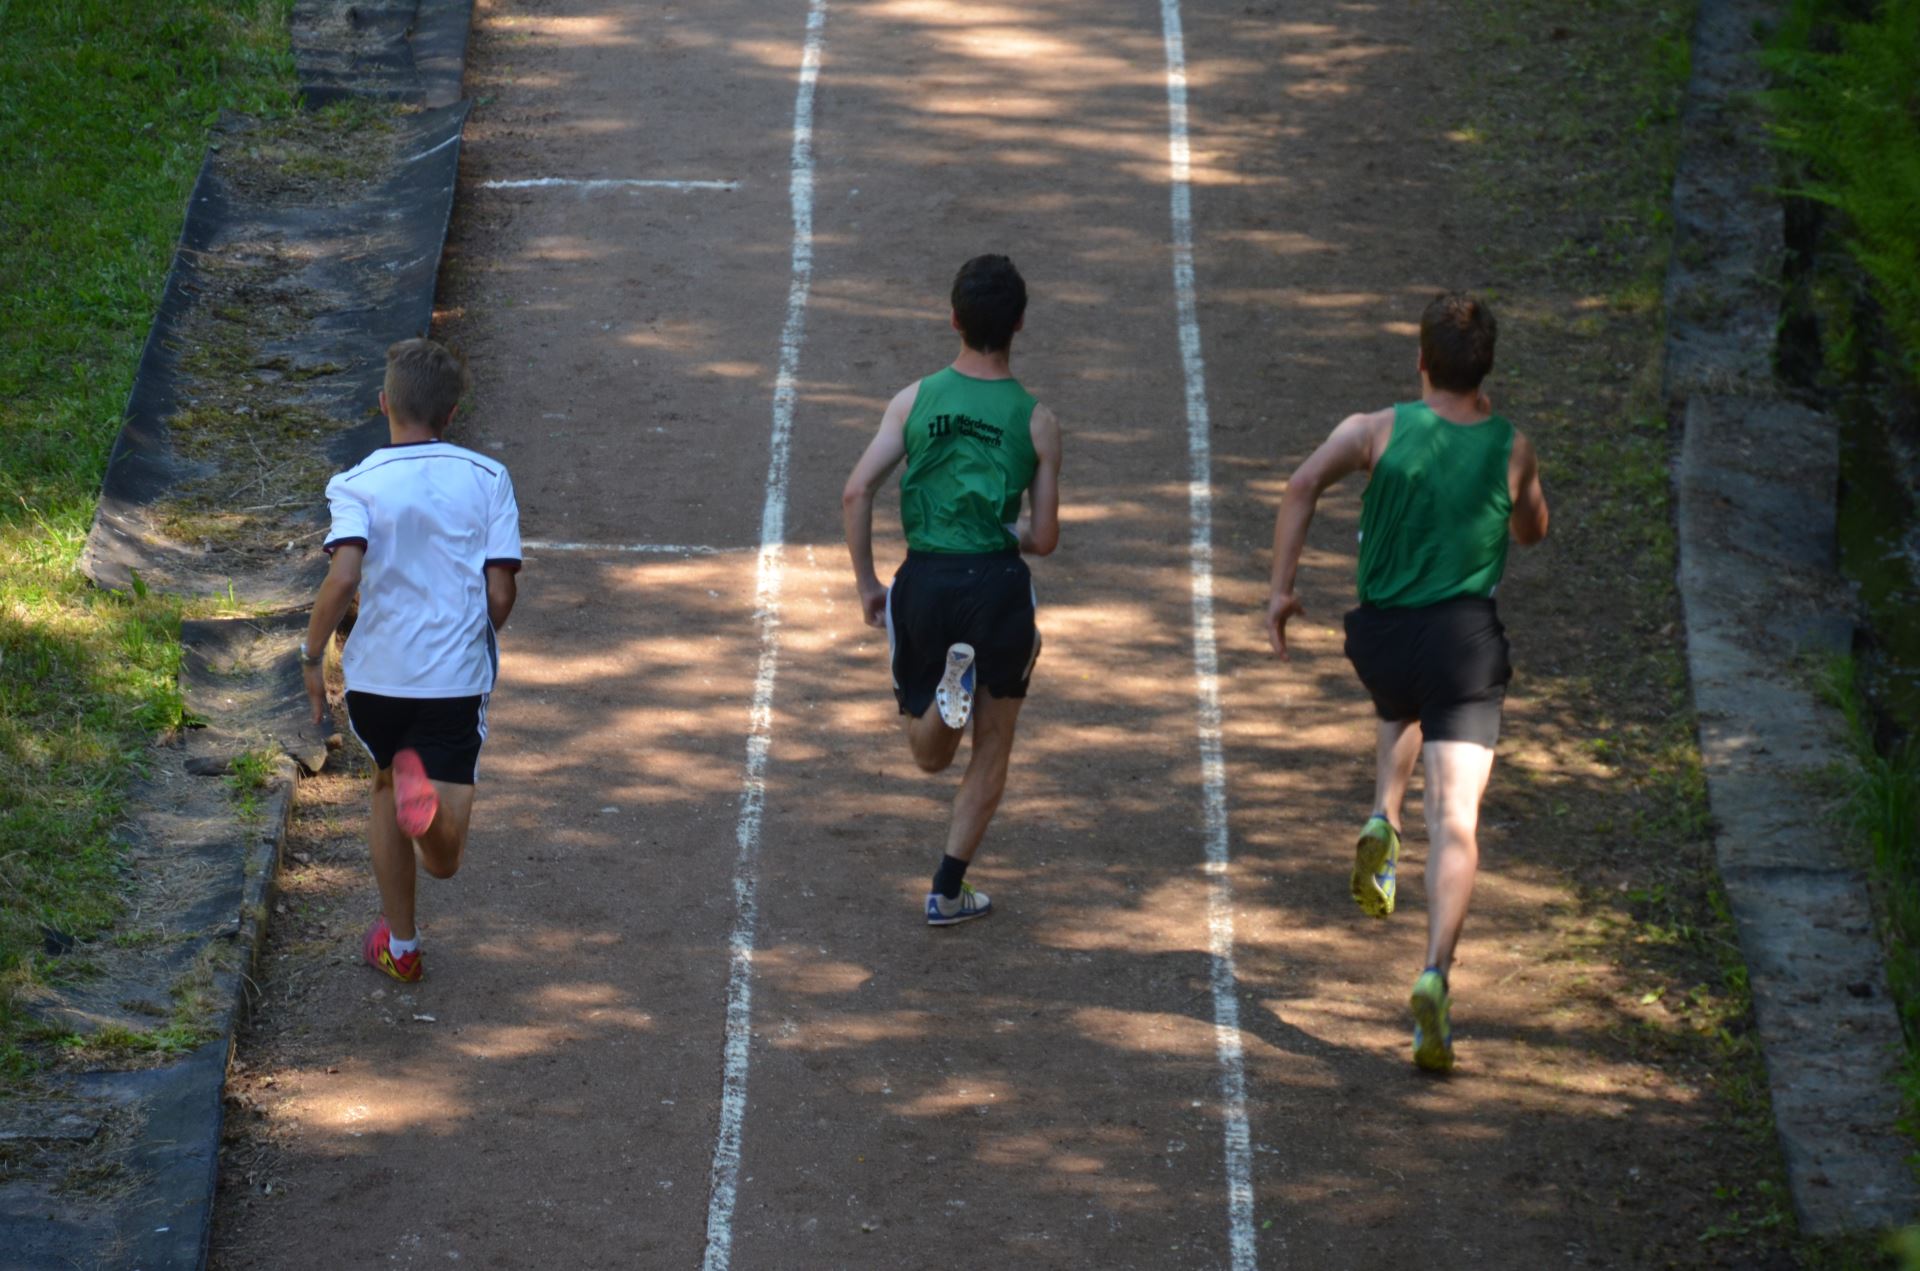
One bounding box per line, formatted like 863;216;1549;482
1158;2;1259;1268
479;177;740;192
520;540;739;555
700;2;828;1268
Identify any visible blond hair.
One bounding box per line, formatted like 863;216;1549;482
384;338;469;430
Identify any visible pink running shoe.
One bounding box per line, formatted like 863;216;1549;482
391;747;439;839
362;916;422;983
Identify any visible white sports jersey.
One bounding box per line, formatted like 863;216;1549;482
323;440;521;698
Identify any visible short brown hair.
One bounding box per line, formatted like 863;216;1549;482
383;338;468;430
1419;292;1496;392
951;254;1027;353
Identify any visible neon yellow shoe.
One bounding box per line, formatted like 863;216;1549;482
1350;816;1399;917
1410;969;1454;1072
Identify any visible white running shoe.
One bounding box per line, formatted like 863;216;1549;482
926;881;992;926
935;642;977;729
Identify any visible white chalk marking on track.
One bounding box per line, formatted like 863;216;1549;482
519;540;738;556
700;2;828;1268
1158;2;1260;1268
479;177;741;192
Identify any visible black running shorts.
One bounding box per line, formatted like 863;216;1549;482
344;691;489;785
1342;597;1511;748
887;549;1039;718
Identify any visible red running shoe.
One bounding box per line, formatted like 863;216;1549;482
392;747;439;839
362;915;422;983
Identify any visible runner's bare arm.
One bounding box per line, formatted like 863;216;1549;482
301;543;363;724
485;564;518;630
1017;403;1062;556
1265;408;1388;660
842;382;918;628
1508;429;1549;545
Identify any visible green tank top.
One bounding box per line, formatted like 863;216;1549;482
1356;401;1515;608
900;367;1039;554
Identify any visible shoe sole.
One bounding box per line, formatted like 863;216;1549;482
369;950;423;983
362;920;422;983
1410;985;1454;1072
935;643;977;730
392;749;439;839
927;905;991;927
1350;824;1395;918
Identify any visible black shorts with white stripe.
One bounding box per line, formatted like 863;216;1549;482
886;549;1039;718
345;691;489;785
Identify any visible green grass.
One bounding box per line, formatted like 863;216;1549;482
0;0;297;1078
1821;657;1920;1149
227;747;279;821
1767;0;1920;388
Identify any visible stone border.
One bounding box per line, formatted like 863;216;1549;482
1667;0;1917;1235
0;9;472;1268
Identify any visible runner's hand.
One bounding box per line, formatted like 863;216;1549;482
858;579;888;629
1266;591;1305;660
302;658;327;725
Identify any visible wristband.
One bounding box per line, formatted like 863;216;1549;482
299;646;324;668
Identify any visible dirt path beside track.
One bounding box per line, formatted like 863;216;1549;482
214;1;1795;1267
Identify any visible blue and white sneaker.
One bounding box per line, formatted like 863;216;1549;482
926;881;992;926
935;642;977;729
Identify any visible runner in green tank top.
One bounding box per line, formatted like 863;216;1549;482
898;367;1039;555
1264;293;1550;1071
842;255;1064;927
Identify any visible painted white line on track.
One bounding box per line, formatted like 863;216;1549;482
520;540;738;555
700;2;828;1268
1157;2;1260;1268
479;177;741;192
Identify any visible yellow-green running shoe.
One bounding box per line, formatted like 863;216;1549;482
1410;969;1454;1072
1350;815;1399;917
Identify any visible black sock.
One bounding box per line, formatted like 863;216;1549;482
932;854;969;900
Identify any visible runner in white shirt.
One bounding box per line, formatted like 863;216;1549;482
301;338;521;983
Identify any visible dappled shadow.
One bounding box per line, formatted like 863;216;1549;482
214;0;1756;1267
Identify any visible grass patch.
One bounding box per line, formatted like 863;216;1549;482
0;0;297;1080
220;97;399;200
227;747;279;821
1767;0;1920;390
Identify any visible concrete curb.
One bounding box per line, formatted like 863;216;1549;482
1667;0;1918;1236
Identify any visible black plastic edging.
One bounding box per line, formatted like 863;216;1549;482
82;102;473;610
292;0;473;108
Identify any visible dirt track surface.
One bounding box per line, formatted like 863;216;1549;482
213;2;1784;1267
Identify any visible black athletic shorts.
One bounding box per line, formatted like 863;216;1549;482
1342;597;1511;748
887;549;1039;718
344;691;488;785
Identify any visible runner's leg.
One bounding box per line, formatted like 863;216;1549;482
906;707;965;773
416;782;476;879
944;688;1024;862
1420;739;1496;975
1373;718;1422;830
368;770;418;941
